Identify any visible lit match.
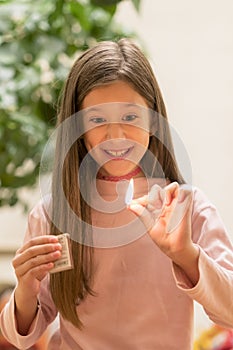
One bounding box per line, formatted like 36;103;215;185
125;178;134;205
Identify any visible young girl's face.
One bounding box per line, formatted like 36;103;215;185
82;80;150;177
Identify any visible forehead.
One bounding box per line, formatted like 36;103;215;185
83;102;147;115
81;81;148;109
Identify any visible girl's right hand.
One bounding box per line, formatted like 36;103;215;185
12;235;62;299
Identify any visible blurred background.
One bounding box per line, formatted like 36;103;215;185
1;0;233;348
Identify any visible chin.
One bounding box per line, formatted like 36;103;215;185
101;161;137;177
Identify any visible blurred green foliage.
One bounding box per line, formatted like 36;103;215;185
0;0;140;209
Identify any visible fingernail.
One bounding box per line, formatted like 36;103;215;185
49;236;59;242
54;243;62;250
52;251;61;257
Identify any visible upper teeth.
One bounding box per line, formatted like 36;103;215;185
106;149;129;157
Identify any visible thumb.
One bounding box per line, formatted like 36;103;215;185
128;203;154;231
167;189;193;233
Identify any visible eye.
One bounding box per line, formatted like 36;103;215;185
89;117;107;124
122;114;138;122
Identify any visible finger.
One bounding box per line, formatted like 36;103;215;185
164;182;179;206
14;249;61;278
17;235;59;254
35;263;55;281
157;182;179;223
130;185;165;211
177;184;193;203
167;189;193;233
20;262;55;282
148;184;165;211
130;194;148;207
128;203;154;231
13;242;62;268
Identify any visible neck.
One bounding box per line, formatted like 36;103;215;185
97;166;142;182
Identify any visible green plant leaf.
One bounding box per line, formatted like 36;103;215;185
69;1;91;32
131;0;140;12
0;0;140;208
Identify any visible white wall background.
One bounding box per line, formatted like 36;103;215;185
0;0;233;339
117;0;233;236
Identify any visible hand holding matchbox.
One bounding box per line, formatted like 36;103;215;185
50;233;73;273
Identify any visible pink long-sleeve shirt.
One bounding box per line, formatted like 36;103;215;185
1;178;233;350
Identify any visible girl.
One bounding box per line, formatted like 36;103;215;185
1;38;233;350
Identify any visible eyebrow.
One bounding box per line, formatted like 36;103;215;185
83;107;102;114
123;103;144;108
84;103;145;113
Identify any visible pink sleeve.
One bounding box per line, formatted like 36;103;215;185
173;187;233;328
0;200;58;349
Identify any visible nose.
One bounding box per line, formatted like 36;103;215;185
106;123;125;139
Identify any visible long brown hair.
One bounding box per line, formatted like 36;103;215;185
49;38;185;328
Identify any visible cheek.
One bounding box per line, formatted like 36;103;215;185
83;137;96;154
83;125;107;151
131;132;150;161
143;133;150;146
139;133;150;158
83;131;99;151
133;130;150;148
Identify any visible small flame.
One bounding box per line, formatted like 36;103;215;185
125;178;134;205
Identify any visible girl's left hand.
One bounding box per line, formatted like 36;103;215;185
128;182;197;266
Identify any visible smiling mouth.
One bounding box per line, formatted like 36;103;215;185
103;147;132;159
